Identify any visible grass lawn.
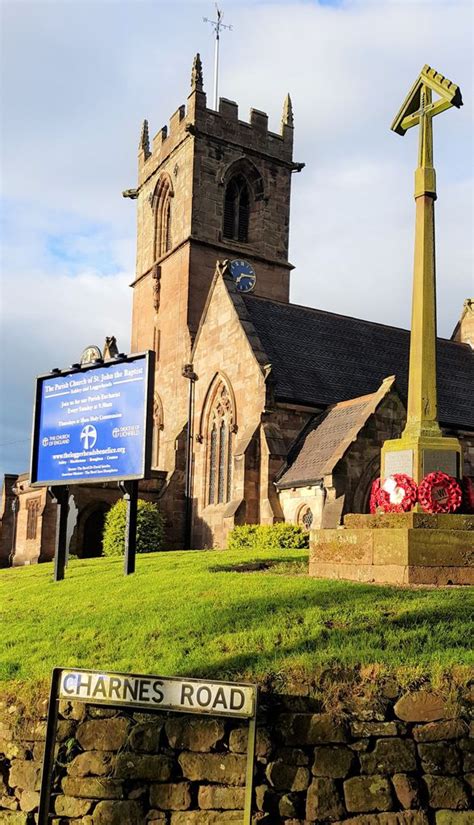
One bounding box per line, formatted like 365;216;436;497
1;549;473;690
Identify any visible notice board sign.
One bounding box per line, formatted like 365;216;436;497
39;667;258;825
30;352;154;486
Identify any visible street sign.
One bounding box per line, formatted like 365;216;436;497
30;352;154;487
39;668;258;825
59;668;256;718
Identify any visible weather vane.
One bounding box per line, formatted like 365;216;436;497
203;4;232;110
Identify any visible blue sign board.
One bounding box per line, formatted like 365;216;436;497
31;353;153;486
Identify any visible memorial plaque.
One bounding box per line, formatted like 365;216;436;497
384;449;413;478
423;450;458;478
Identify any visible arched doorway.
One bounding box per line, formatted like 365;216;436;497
81;507;108;558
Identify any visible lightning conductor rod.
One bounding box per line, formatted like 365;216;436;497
203;4;232;110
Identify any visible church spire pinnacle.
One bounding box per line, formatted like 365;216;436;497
139;119;150;158
281;93;294;130
191;53;204;92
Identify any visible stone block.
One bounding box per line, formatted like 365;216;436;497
392;774;420;809
360;738;417;774
76;718;129;751
306;777;345;821
342;814;428;825
68;750;115;776
229;726;271;757
8;760;41;792
128;722;163;752
59;700;87;721
351;722;401;737
423;775;469;809
394;692;448;722
18;789;39;812
344;776;394;813
55;795;93;817
114;753;172;781
274;747;308;765
198;785;246;809
170;813;243;824
0;813;29;824
178;752;246;785
150;782;191;810
418;742;461;774
62;776;123;799
280;712;348;745
0;797;18;812
435;814;474;825
312;745;354;777
164;718;224;752
265;760;310;791
93;800;143;825
413;720;468;742
279;793;298;818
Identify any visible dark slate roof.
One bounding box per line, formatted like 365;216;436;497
277;379;395;488
241;296;474;430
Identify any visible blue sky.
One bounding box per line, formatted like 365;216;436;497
0;0;472;481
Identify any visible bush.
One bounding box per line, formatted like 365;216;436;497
227;523;308;551
103;499;165;556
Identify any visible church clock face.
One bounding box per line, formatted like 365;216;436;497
229;259;256;293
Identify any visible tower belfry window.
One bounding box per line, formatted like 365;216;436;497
223;175;250;243
153;176;174;260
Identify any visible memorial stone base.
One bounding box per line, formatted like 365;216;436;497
309;513;474;586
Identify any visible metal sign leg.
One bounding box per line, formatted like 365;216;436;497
38;668;61;824
49;486;69;582
122;480;138;575
243;716;257;825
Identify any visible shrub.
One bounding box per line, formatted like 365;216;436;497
103;499;165;556
227;523;308;551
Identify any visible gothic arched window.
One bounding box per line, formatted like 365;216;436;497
223;174;250;243
206;381;234;506
153;176;173;259
298;505;314;532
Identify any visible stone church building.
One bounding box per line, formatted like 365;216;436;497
1;56;473;563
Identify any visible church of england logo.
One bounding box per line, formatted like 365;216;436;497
80;424;97;450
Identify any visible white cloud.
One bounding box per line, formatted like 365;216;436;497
1;0;472;479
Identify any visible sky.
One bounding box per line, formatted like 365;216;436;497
0;0;472;481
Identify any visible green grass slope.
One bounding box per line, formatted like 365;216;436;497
1;550;472;688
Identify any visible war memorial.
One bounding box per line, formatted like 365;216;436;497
0;15;472;825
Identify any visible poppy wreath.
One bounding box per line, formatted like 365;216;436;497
418;471;462;514
370;474;418;514
369;478;381;514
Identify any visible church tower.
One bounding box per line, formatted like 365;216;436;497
128;55;300;542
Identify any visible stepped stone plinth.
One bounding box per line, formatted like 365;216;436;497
309;513;474;586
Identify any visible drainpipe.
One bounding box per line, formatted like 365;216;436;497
9;495;19;566
182;364;198;549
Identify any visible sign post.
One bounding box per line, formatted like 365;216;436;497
39;667;258;825
120;479;139;575
49;486;69;582
30;352;154;579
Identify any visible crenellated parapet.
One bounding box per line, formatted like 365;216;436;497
138;55;295;187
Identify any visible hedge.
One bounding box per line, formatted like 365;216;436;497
227;523;309;551
103;499;165;556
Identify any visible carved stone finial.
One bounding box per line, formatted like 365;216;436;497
103;336;119;360
140;119;150;158
281;93;294;129
191;53;203;92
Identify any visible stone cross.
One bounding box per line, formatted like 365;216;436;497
381;65;463;484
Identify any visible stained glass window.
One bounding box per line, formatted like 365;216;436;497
206;381;234;506
208;424;217;505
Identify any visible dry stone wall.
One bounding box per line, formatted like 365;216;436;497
0;685;472;824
